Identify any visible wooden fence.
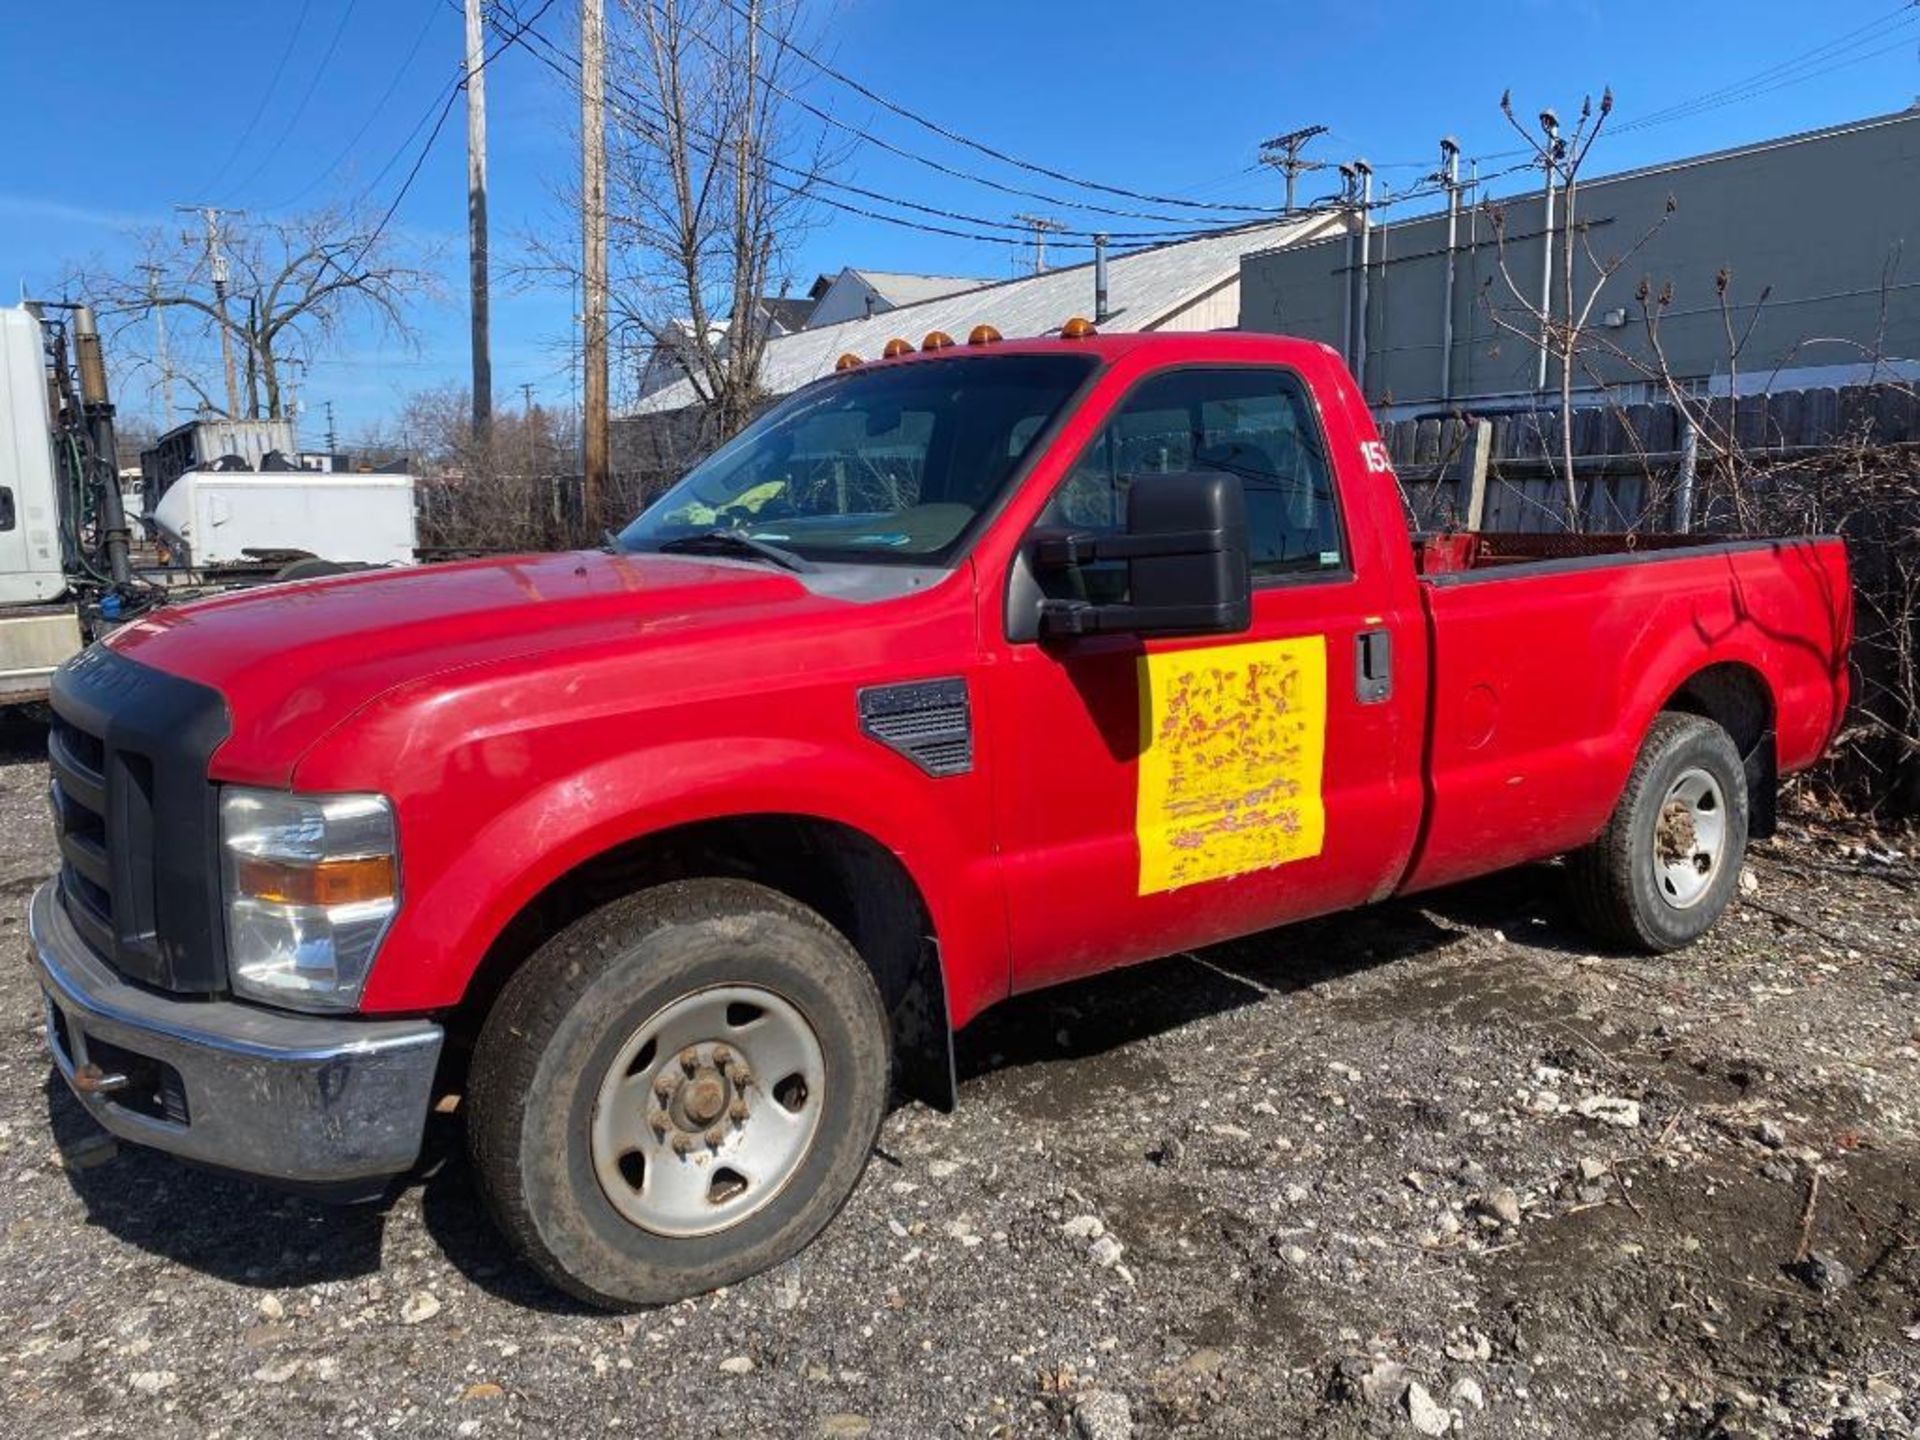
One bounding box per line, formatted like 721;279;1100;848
1379;381;1920;533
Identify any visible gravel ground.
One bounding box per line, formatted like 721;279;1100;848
1;716;1916;1440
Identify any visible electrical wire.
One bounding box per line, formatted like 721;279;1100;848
504;12;1413;255
1611;2;1919;134
196;0;317;195
334;0;560;278
267;0;447;211
221;0;367;202
502;18;1290;245
706;0;1297;217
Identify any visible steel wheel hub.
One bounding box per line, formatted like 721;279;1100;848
1652;766;1727;910
591;984;825;1238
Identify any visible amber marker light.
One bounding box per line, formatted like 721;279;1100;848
882;337;913;358
834;352;862;371
921;330;955;351
233;853;398;908
967;324;1002;345
1060;316;1098;339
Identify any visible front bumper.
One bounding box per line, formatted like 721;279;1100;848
28;879;443;1190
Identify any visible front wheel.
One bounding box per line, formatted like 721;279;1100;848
467;878;890;1308
1568;712;1750;952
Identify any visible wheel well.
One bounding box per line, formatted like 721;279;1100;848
450;815;955;1110
1660;662;1777;836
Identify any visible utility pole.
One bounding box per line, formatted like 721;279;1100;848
1012;213;1067;275
521;382;537;479
138;262;174;427
1437;136;1461;401
176;204;244;417
1352;160;1374;398
581;0;610;527
465;0;493;443
1258;124;1328;214
1536;108;1561;393
324;400;338;455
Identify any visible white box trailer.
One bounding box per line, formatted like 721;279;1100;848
150;470;418;568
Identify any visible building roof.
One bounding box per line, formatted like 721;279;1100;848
632;215;1340;413
756;295;817;332
852;269;994;307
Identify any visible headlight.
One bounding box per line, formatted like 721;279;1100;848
220;787;399;1011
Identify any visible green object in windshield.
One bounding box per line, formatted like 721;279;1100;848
620;354;1096;564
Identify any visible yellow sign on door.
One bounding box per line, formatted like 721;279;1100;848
1136;635;1328;895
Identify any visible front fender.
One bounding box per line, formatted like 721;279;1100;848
354;735;1008;1026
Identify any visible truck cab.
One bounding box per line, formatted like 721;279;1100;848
28;327;1850;1308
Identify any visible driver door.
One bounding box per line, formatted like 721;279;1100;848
983;363;1425;992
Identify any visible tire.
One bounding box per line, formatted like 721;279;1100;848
467;878;890;1308
1568;712;1750;952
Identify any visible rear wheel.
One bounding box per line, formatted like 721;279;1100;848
467;878;890;1308
1568;712;1750;952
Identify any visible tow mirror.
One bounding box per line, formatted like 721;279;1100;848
1034;471;1252;638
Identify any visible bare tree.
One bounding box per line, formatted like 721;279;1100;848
79;206;436;423
602;0;830;441
1476;89;1623;528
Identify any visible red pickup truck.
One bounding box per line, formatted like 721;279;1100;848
31;328;1849;1307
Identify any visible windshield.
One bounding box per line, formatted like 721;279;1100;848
618;353;1097;564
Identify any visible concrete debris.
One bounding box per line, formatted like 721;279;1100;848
1406;1380;1452;1436
1072;1390;1133;1440
1575;1096;1642;1128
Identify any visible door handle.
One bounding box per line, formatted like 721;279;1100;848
1355;628;1392;704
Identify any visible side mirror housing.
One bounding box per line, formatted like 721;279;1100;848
1035;471;1252;638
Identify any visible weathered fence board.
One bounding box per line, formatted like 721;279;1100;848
1381;380;1917;532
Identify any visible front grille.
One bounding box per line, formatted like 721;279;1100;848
48;646;232;992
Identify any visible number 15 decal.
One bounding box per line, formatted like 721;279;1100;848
1360;440;1394;475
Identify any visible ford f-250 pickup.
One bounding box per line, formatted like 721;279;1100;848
29;326;1851;1307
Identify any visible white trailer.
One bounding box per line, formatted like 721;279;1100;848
150;470;417;568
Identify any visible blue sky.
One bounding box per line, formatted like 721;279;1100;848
2;1;1915;442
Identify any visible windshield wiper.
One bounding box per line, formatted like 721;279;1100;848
654;529;813;573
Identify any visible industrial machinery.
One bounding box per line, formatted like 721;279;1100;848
0;302;417;702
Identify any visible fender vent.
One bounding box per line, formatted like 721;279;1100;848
859;678;972;777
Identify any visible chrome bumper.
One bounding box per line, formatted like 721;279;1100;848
28;879;443;1189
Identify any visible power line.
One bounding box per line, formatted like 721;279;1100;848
620;2;1288;227
197;0;316;195
499;13;1363;252
1612;2;1919;134
335;0;560;281
266;0;447;211
707;0;1296;218
222;0;366;202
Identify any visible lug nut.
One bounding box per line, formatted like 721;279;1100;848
648;1107;671;1136
652;1073;677;1099
727;1062;753;1088
728;1098;749;1123
678;1047;702;1074
705;1125;727;1148
671;1132;695;1154
710;1044;733;1067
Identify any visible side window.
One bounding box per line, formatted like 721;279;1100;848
1035;368;1344;599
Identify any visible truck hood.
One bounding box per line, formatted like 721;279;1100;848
105;550;831;786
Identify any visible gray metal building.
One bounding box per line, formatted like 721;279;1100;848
1238;109;1920;413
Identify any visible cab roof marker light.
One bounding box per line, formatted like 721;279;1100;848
834;352;862;371
967;324;1002;346
1060;316;1098;339
921;330;954;351
881;337;914;359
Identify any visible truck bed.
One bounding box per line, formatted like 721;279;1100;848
1400;531;1852;895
